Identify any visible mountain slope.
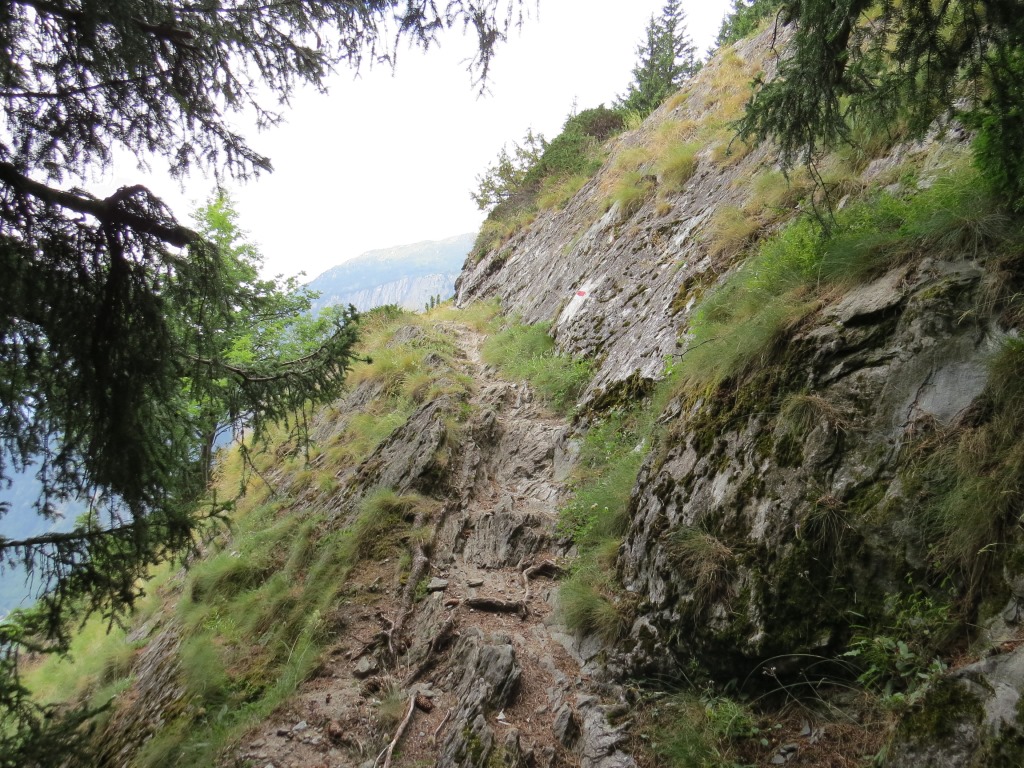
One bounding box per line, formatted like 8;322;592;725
307;233;474;313
21;20;1024;768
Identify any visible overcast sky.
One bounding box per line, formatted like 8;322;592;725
110;1;733;281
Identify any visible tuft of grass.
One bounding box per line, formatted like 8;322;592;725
656;142;700;193
670;527;734;613
471;208;535;261
636;692;760;768
608;171;655;217
780;392;851;437
706;205;760;260
746;169;813;221
428;297;500;330
347;488;437;562
375;677;409;731
536;173;588;211
558;567;625;643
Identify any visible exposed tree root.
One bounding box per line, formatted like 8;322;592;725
465;596;528;616
430;709;452;747
374;694;416;768
386;503;442;659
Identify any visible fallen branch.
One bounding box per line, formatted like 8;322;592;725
430;709;452;747
465;596;526;616
374;694;416;768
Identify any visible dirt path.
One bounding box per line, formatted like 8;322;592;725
227;322;631;768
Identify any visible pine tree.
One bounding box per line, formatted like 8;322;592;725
715;0;782;49
736;0;1024;210
0;0;522;760
618;0;700;117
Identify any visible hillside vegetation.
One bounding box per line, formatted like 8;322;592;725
14;6;1024;768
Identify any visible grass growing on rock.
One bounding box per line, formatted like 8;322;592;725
678;167;1023;394
633;692;762;768
481;318;592;414
905;336;1024;586
557;372;681;642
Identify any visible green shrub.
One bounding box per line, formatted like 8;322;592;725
844;582;952;698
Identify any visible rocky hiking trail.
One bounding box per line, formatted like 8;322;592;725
229;323;635;768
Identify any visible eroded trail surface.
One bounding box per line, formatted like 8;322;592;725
229;323;635;768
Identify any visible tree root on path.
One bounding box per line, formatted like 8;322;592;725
373;694;416;768
386;502;443;660
458;558;563;618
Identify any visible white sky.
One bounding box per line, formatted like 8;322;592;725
110;1;733;281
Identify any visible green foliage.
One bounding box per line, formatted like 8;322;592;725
0;0;525;755
737;0;1024;210
559;409;653;553
968;44;1024;211
679;168;1022;392
558;567;625;643
639;692;761;768
715;0;782;48
844;582;952;701
471;106;627;258
481;320;592;414
471;128;547;212
618;0;700;118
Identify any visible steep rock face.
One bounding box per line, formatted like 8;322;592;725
456;32;779;404
619;257;996;675
455;22;1024;767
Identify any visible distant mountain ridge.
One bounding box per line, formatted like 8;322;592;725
307;233;474;313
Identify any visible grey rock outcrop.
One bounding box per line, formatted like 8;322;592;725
437;630;522;768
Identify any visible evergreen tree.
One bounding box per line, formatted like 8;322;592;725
618;0;700;117
0;0;521;760
736;0;1024;210
715;0;782;49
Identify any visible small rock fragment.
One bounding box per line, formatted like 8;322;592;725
354;656;379;679
427;577;449;592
